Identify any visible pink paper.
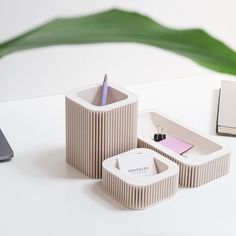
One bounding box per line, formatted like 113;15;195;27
159;136;193;155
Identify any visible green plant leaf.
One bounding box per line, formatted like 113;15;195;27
1;9;236;75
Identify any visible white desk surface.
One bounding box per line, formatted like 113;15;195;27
0;75;235;236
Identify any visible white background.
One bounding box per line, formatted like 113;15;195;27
0;0;236;101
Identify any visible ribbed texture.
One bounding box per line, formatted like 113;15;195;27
102;168;178;209
65;98;138;178
138;139;231;187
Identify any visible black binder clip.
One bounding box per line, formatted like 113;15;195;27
154;125;166;142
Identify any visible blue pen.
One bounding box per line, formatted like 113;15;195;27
101;74;108;106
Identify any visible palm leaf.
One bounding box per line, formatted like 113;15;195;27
1;9;236;75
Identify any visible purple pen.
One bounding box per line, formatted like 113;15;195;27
101;74;108;106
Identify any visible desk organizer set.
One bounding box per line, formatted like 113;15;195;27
65;79;231;209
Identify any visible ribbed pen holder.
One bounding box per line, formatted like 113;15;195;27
102;148;179;209
65;83;138;178
138;110;231;187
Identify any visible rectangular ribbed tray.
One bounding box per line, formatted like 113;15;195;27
138;110;231;187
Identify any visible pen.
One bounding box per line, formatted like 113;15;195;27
101;74;108;106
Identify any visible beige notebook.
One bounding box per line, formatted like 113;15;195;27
217;80;236;135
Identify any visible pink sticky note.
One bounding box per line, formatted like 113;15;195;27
159;136;193;155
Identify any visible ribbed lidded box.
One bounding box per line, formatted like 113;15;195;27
65;83;138;178
102;148;179;209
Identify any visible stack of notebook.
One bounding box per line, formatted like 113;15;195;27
217;80;236;136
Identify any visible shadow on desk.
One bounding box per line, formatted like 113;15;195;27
209;89;219;135
16;148;131;210
16;147;88;179
83;181;129;211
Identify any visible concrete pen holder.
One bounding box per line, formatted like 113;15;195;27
102;148;179;209
138;110;231;187
65;83;138;178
